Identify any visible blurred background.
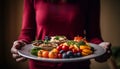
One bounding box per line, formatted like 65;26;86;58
0;0;120;69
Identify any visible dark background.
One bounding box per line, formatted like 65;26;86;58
0;0;120;69
0;0;28;69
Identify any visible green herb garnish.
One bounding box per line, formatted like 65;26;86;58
54;36;60;40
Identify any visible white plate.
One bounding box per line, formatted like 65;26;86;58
18;43;106;63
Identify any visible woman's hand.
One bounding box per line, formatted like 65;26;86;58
95;42;112;62
11;40;27;62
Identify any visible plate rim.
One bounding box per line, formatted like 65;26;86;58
18;43;106;63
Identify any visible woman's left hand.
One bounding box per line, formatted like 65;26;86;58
95;42;112;62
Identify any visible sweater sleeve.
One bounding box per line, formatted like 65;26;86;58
18;0;36;43
85;0;103;44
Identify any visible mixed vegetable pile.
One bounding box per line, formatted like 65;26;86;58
31;36;94;59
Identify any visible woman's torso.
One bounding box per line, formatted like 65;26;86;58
29;0;90;69
34;0;88;40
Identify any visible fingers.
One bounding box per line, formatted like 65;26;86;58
16;57;27;62
12;54;21;58
95;50;112;62
99;42;111;49
12;52;26;62
11;43;20;54
95;42;112;62
99;42;112;55
11;40;27;54
11;47;18;54
11;40;27;62
13;40;26;49
12;53;27;62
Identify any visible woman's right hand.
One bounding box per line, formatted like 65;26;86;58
11;40;27;62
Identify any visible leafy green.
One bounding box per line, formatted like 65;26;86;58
54;36;60;40
54;36;65;40
31;47;41;56
66;40;76;46
66;40;87;47
75;40;86;47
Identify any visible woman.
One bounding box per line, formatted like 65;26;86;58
11;0;111;69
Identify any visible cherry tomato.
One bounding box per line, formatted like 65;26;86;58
51;48;59;54
57;53;62;58
48;51;58;58
37;50;43;57
56;45;62;51
62;45;69;51
72;48;78;53
42;51;49;58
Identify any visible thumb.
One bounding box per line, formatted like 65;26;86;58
99;42;111;49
